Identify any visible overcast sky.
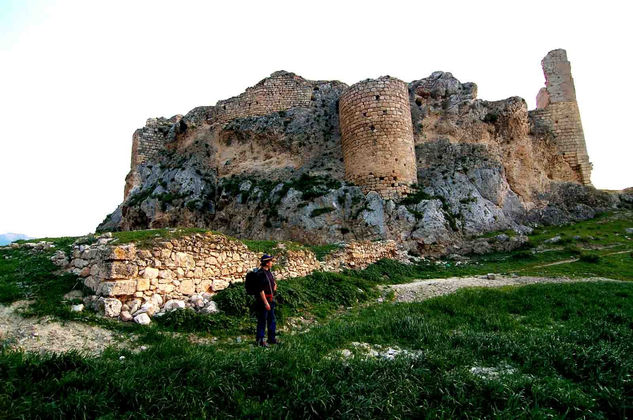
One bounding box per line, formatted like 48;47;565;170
1;0;631;238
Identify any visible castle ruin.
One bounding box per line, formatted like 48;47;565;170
124;49;592;202
530;49;592;185
339;77;418;199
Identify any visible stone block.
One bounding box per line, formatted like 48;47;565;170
179;279;195;295
196;280;213;293
98;280;137;296
143;267;159;279
84;276;99;291
158;283;175;293
103;245;137;261
174;252;195;269
137;278;150;291
97;297;122;318
212;279;229;291
101;261;138;280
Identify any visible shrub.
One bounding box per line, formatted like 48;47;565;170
579;253;601;263
310;207;335;217
511;251;535;260
213;282;251;316
154;308;240;333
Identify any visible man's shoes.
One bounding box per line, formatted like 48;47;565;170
256;340;269;348
268;338;281;345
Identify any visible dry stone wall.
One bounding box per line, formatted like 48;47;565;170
532;49;592;185
67;233;399;321
339;76;417;199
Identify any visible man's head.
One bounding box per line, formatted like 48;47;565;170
260;254;274;269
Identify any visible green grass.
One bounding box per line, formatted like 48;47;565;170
109;227;212;248
0;237;78;310
1;211;632;417
2;282;632;418
308;243;343;261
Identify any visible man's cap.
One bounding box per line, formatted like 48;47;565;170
260;254;274;263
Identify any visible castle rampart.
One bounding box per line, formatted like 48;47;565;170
211;71;314;125
339;76;417;199
531;49;592;185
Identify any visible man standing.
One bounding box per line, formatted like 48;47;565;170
255;254;279;347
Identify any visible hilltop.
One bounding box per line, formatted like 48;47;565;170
97;50;631;257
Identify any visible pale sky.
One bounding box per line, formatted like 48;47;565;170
1;0;631;238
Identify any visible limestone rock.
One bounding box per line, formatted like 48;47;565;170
97;298;122;318
151;294;163;307
98;280;137;296
134;313;151;325
164;299;186;312
120;311;133;322
51;250;69;267
200;301;219;314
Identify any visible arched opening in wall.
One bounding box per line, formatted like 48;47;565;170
370;125;376;131
383;110;388;114
363;112;367;117
223;105;226;110
375;95;380;100
415;98;422;106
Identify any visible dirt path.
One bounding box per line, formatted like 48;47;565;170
532;249;630;269
0;301;133;355
388;276;623;303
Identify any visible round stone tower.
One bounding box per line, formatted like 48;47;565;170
339;76;417;199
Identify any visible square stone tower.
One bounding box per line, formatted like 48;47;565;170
531;49;592;185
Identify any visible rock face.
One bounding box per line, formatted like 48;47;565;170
98;49;627;253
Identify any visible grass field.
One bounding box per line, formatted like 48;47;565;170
0;211;632;418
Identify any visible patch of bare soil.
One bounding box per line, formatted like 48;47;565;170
0;301;132;355
387;276;622;303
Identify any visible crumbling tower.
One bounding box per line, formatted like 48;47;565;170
339;76;417;199
531;49;592;185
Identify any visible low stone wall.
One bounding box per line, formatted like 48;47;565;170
66;232;399;321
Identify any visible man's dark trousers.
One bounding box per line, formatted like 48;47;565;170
256;301;276;343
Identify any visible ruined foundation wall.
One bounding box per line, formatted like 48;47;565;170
339;76;417;199
67;233;399;317
532;49;592;185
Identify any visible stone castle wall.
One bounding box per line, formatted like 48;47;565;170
67;233;399;320
532;49;592;185
339;77;417;199
210;71;314;126
125;116;182;198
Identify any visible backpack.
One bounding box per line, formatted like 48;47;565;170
245;268;261;295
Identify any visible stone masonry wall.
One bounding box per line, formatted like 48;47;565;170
532;49;592;185
339;76;417;199
67;233;399;321
210;71;314;126
125;116;183;198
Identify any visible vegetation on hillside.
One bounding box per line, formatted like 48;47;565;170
0;210;632;417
